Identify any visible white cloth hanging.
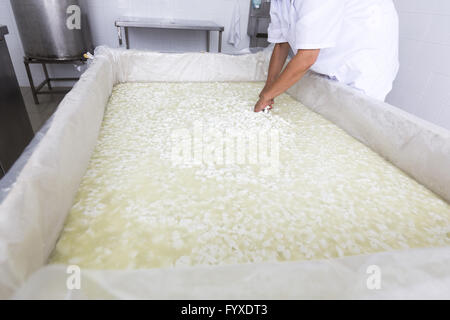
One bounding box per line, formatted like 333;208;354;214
228;0;241;48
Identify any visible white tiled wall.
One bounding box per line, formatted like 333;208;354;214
79;0;251;53
387;0;450;130
0;0;251;87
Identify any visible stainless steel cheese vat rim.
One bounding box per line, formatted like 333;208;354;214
0;24;8;34
0;25;8;40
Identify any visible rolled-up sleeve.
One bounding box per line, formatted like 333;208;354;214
267;0;287;43
295;0;345;50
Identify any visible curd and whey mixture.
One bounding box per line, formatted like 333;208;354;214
50;82;450;269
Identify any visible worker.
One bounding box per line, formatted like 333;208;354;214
255;0;399;112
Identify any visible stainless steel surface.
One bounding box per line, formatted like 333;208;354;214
0;25;7;40
0;25;34;177
248;0;271;48
125;27;130;50
10;0;90;60
115;17;224;52
0;25;5;178
115;17;224;31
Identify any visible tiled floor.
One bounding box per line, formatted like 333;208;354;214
20;87;69;133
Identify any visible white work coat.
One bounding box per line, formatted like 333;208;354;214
268;0;399;100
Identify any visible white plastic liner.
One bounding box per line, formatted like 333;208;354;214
0;53;114;298
0;47;449;299
13;247;450;299
288;73;450;205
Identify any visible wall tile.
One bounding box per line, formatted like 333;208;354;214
387;0;450;130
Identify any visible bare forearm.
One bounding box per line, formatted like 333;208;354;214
263;49;320;100
263;43;290;91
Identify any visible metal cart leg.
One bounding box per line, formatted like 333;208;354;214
117;26;123;46
218;31;223;53
206;31;210;52
42;63;52;90
125;27;130;49
24;59;39;104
